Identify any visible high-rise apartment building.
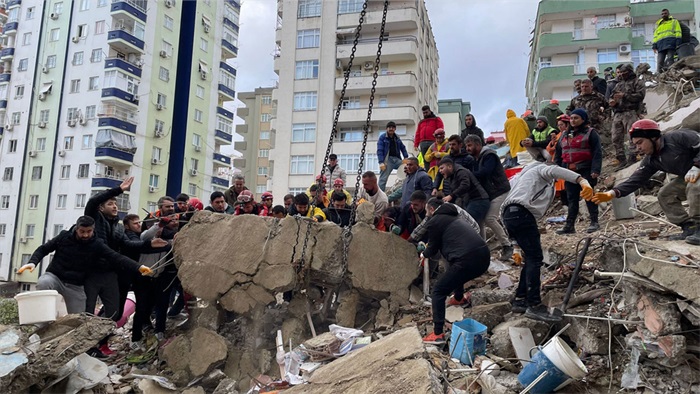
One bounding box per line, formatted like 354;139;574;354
526;0;695;112
0;0;240;286
268;0;438;197
235;87;274;195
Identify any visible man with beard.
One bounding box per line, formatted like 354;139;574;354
460;114;485;144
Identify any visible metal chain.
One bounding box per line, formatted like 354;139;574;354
349;0;389;226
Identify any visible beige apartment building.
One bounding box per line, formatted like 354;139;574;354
267;0;439;197
235;87;274;195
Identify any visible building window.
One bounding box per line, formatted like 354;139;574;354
75;194;87;208
67;107;80;122
36;138;46;151
95;20;105;34
159;67;170;81
155;120;165;134
73;51;84;66
194;109;203;122
149;174;159;188
0;224;5;235
261;95;272;105
26;224;35;237
9;140;18;153
292;123;315;142
46;55;57;69
22;32;31;46
50;28;60;42
191;158;199;171
258;167;268;176
54;224;64;236
57;195;67;208
295;60;319;79
15;85;25;98
18;58;28;72
632;49;656;73
339;127;364;142
0;196;9;209
26;7;35;19
296;29;320;48
336;154;363;172
147;201;157;212
260;131;270;140
261;113;271;122
77;164;90;178
338;0;364;14
32;166;44;181
259;149;269;158
217;117;233;134
88;76;99;91
539;57;552;68
98;0;107;6
298;0;321;18
11;112;20;125
193;134;201;148
29;195;39;209
60;165;70;179
595;14;616;31
256;185;266;194
220;70;236;90
91;49;102;63
378;95;388;107
200;38;208;52
597;48;618;64
39;109;50;123
2;167;13;181
288;188;305;195
77;24;88;38
85;105;96;119
7;7;17;22
162;40;173;56
152;146;162;162
290;155;314;174
54;2;63;14
188;183;197;196
164;15;174;30
293;91;317;111
157;93;167;107
64;136;74;150
82;134;93;149
341;96;361;109
196;85;205;98
632;23;645;38
80;0;90;11
70;79;81;93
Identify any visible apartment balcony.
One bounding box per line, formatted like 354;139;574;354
0;48;14;62
215;129;232;145
0;100;7;109
537;0;628;19
107;29;145;54
226;0;240;10
101;87;139;107
3;22;18;35
235;124;247;134
0;72;11;83
335;72;417;95
217;106;234;119
95;147;134;166
211;176;229;187
337;6;418;31
104;57;142;78
537;27;631;57
337;37;417;64
97;104;138;130
223;17;239;33
233;158;246;169
110;0;147;23
7;0;21;9
220;61;236;76
221;39;238;58
92;177;122;189
213;152;231;167
233;141;246;151
337;105;418;125
218;83;235;101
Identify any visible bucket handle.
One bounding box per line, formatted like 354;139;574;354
528;345;541;359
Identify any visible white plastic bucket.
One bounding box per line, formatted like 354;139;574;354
14;290;66;325
542;337;588;391
612;194;636;220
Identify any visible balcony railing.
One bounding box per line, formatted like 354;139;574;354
107;28;145;51
98;104;138;124
111;0;147;14
104;57;142;78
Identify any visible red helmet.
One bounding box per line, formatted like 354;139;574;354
556;114;570;123
333;178;344;187
188;197;204;211
433;128;445;137
236;190;254;204
261;191;273;201
629;119;661;139
316;174;327;183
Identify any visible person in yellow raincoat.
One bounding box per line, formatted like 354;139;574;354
504;109;530;168
423;128;449;180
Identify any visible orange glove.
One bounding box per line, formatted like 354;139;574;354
17;263;36;274
578;179;593;201
139;265;153;276
592;191;615;204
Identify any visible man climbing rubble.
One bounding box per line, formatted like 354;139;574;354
501;162;593;322
593;119;700;245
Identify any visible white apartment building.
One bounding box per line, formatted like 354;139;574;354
269;0;438;197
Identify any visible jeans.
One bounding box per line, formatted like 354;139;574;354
564;169;598;225
465;198;491;229
431;245;490;335
657;48;676;73
419;140;433;171
502;204;544;306
480;193;511;247
84;271;120;320
37;272;87;314
658;175;700;224
379;155;403;191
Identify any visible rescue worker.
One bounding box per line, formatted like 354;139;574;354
234;190;261;215
356;171;389;221
547;114;569;161
653;8;682;73
554;108;603;234
610;63;646;170
258;192;274;216
566;78;609;133
504;109;531;168
288;193;326;222
593;120;700;245
521;116;553;162
414;105;444;171
331;178;353;205
424;128;450;180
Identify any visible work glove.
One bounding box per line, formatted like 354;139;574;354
17;263;36;274
685;166;700;183
390;224;401;235
379;163;387;172
592;191;615;204
416;241;426;252
139;266;153;276
578;179;594;201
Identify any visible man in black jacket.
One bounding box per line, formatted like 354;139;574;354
587;67;608;95
421;198;490;344
460;114;485;145
17;216;152;314
437;157;490;227
432;135;475;196
323;191;352;227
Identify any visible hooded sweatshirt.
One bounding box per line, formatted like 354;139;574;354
422;203;486;263
504;110;530;158
460;116;485;144
538;103;564;128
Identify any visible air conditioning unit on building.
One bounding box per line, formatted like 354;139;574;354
79;117;87;125
189;169;198;176
5;123;12;131
38;93;46;101
19;237;27;243
149;186;156;193
38;121;46;128
71;36;80;43
619;44;631;54
364;61;374;70
42;66;48;73
159;50;168;58
156;103;163;110
200;70;207;80
204;25;210;33
58;150;66;157
50;13;59;20
336;59;342;70
68;119;77;127
28;150;37;157
194;145;201;152
154;127;164;137
164;0;174;8
151;158;159;165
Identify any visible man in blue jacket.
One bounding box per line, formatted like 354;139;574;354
377;121;409;191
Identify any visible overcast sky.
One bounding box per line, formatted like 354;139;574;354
231;0;540;138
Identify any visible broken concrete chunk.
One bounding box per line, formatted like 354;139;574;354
490;317;550;359
464;302;511;331
564;316;609;355
213;378;239;394
161;328;228;380
470;288;512;306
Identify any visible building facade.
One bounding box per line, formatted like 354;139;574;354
437;98;471;137
235;87;274;196
526;0;695;112
0;0;239;285
268;0;438;197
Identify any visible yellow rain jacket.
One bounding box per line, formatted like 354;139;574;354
504;109;529;158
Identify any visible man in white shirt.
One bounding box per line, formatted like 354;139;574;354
356;171;388;221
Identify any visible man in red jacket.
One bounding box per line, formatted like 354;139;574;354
414;105;444;171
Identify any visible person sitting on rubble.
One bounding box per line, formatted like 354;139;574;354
288;193;326;222
421;197;491;344
424;128;450;180
258;192;274;217
554;108;603;234
205;191;234;214
436;157;490;228
593;119;700;245
323;191;352;227
393;190;429;239
17;215;152;314
356;171;389;222
520;116;553;162
501;162;593;322
234;190;261;215
432;135;475;196
331;178;353;205
272;205;287;219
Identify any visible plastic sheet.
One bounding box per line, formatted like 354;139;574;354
96;129;137;153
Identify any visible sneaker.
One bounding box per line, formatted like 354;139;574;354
670;221;697;241
129;340;145;351
98;343;115;356
86;347;108;359
586;222;600;233
447;293;470;307
511;299;527;314
556;223;575;235
524;304;560;323
422;332;446;344
499;245;514;262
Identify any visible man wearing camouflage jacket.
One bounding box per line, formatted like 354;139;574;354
566;79;609;133
609;64;645;170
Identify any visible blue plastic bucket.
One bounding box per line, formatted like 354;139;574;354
449;318;487;365
518;337;587;393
